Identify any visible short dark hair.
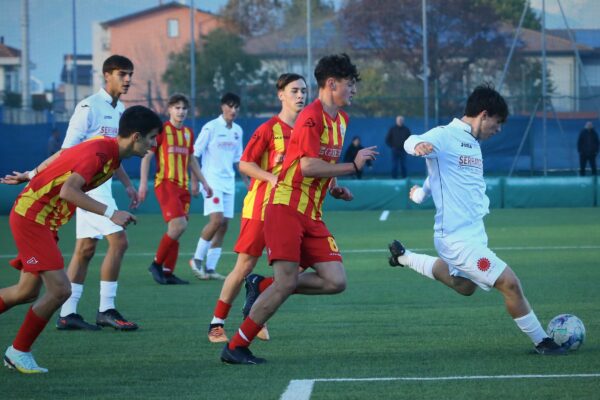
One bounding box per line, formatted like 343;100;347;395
102;55;134;74
464;84;508;123
118;106;162;138
314;53;360;88
276;73;306;91
220;92;241;107
167;93;190;108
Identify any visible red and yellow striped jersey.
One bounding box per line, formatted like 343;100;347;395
240;116;292;221
270;99;348;220
154;121;194;189
13;136;120;230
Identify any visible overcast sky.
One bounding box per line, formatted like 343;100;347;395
0;0;598;90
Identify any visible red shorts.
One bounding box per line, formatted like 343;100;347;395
9;211;63;274
155;181;191;222
233;218;265;257
264;204;342;267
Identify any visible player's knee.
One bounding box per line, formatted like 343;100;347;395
111;235;129;254
77;242;97;261
53;283;72;303
458;285;476;296
328;276;346;294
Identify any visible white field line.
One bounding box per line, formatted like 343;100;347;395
280;373;600;400
379;210;390;221
0;245;599;259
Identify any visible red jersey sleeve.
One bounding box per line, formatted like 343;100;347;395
241;122;271;163
187;127;195;155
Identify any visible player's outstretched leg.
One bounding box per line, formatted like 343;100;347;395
494;267;566;355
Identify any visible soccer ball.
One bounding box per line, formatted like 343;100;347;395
547;314;585;351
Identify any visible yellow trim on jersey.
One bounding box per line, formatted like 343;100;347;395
14;171;72;222
176;128;184;187
166;126;175;182
273;161;298;205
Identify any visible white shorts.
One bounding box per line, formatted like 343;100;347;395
434;222;506;291
203;190;234;219
75;196;123;239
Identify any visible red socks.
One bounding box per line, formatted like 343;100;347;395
155;234;178;274
228;317;262;349
13;307;49;352
213;300;232;320
0;296;6;314
163;240;180;274
259;277;274;293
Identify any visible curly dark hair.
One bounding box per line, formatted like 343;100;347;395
314;53;360;88
465;83;509;123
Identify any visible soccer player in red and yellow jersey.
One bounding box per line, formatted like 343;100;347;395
139;94;213;285
221;54;378;364
207;73;307;343
0;106;162;373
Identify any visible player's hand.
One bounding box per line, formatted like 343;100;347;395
1;171;30;185
409;185;427;204
204;184;214;199
354;146;378;170
138;185;147;204
329;186;353;201
126;186;139;210
111;210;137;228
414;142;434;156
267;175;278;189
191;180;200;197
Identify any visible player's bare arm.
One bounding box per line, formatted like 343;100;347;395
239;160;278;188
189;156;212;198
0;149;64;184
59;172;137;227
114;165;139;209
137;152;154;203
300;146;377;178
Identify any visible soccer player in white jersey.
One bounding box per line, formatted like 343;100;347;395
56;55;139;331
189;93;244;280
388;84;565;355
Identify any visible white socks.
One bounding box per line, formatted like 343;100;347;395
99;281;118;312
60;283;83;317
206;248;222;272
397;250;437;280
514;310;548;345
194;238;211;261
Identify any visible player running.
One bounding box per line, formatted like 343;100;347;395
189;93;244;280
220;54;378;364
207;73;307;343
139;94;213;285
387;84;565;355
0;106;162;373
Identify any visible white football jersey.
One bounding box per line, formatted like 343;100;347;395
62;88;124;198
193;115;243;194
405;118;489;237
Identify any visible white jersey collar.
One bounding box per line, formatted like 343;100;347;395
99;88;117;106
450;118;477;140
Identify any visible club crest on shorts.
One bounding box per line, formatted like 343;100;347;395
477;257;491;272
213;197;220;204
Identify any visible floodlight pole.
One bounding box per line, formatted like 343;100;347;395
190;0;196;133
20;0;31;110
497;0;529;93
72;0;78;107
422;0;429;132
541;0;548;176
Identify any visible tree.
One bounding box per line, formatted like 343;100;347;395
163;29;274;115
341;0;513;116
220;0;285;37
474;0;541;30
220;0;335;37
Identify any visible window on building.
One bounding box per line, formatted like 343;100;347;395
167;19;179;38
